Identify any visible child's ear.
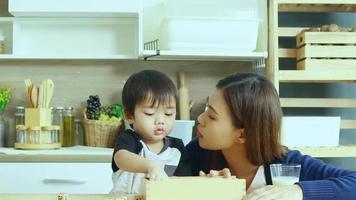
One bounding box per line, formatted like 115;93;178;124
235;128;246;144
124;110;135;124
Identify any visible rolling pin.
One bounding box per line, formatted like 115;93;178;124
178;71;190;120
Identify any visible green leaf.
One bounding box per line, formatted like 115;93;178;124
0;88;11;110
109;104;125;120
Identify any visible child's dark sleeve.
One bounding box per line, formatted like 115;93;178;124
172;138;192;176
111;130;139;172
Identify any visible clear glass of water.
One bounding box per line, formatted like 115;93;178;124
270;163;301;186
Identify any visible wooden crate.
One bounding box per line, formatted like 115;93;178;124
296;32;356;70
144;177;246;200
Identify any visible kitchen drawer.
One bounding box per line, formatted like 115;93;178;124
0;162;113;193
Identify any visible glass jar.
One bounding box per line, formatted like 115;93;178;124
41;126;52;144
53;107;64;145
51;125;60;144
15;125;26;144
63;107;75;147
29;126;41;144
49;107;54;125
0;109;5;147
74;119;84;146
0;33;5;54
15;106;25;125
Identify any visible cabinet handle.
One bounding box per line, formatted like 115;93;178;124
43;178;87;185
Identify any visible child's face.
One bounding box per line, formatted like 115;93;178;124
127;97;176;144
196;90;244;150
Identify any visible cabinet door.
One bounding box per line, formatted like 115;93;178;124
0;162;113;193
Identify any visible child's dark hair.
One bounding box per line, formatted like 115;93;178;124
122;70;177;116
216;73;286;165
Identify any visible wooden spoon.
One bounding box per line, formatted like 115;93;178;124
31;86;38;108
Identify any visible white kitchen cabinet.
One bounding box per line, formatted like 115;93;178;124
0;0;268;61
12;17;139;59
0;162;113;193
0;146;114;194
142;0;268;61
0;0;141;60
9;0;139;17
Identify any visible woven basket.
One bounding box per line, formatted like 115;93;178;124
83;111;123;148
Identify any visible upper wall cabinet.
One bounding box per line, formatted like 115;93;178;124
0;0;141;60
142;0;268;61
0;0;267;61
9;0;139;17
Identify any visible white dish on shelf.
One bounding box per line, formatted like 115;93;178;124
169;120;195;145
281;116;341;147
160;17;260;52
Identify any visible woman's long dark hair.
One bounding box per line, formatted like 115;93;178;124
207;73;286;169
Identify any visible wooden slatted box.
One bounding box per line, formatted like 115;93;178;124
296;31;356;70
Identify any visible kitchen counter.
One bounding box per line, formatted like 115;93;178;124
0;194;143;200
0;146;113;162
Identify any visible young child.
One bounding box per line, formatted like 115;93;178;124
111;70;191;194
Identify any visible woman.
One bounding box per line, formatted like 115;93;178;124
187;73;356;200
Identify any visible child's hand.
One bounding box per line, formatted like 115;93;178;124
199;168;232;178
146;162;168;181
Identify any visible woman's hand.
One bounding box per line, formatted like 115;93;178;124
146;162;168;181
199;168;232;178
243;184;303;200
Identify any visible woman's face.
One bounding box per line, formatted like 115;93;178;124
197;89;243;150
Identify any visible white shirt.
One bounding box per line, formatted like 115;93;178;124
248;166;267;192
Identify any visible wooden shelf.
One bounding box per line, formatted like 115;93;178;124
278;27;309;37
278;48;296;58
268;0;356;158
277;1;356;12
280;98;356;108
292;145;356;158
277;0;356;3
341;120;356;129
279;70;356;82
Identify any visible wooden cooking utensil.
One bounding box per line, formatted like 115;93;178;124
178;71;190;120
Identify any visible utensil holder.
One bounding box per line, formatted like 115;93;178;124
25;108;51;127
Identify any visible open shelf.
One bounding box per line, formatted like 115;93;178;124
268;0;356;158
0;17;13;55
142;0;268;61
142;50;267;61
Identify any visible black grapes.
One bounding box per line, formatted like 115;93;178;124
86;95;101;120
